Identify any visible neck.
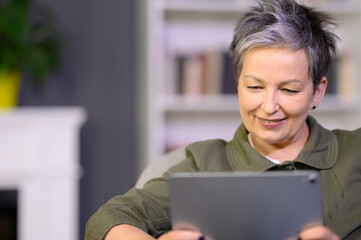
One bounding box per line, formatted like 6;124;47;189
250;123;310;163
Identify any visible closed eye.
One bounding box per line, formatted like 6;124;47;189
281;88;300;94
247;86;263;90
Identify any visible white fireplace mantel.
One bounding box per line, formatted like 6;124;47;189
0;107;87;240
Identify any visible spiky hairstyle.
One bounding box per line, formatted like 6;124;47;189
230;0;339;90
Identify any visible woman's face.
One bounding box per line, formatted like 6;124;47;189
238;47;326;147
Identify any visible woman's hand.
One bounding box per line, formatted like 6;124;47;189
297;225;340;240
158;230;204;240
105;225;204;240
104;224;155;240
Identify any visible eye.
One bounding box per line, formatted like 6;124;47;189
281;88;300;94
247;86;263;91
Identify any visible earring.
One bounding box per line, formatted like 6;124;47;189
312;106;316;110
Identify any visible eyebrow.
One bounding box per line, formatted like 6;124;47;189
244;74;303;84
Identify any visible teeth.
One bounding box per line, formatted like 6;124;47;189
262;119;279;124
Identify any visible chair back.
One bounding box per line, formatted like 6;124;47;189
135;147;186;188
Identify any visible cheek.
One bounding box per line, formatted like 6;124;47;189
238;90;259;113
278;95;312;115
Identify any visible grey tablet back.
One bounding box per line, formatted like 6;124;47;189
169;171;322;240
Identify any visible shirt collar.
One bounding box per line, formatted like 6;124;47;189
229;116;339;171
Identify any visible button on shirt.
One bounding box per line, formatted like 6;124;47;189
285;164;296;171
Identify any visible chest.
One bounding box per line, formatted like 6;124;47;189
320;166;361;239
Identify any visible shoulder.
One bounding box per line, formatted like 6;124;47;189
332;127;361;146
186;139;228;153
309;116;361;149
185;139;233;171
186;139;228;162
331;127;361;168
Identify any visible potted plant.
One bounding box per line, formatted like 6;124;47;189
0;0;61;107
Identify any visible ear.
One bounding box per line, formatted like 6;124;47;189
311;76;327;109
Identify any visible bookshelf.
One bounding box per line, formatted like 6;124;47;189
137;0;361;170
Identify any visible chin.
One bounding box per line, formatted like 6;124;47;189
256;133;288;144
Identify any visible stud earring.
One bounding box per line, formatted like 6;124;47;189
312;106;316;110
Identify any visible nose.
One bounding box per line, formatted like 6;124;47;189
262;89;279;114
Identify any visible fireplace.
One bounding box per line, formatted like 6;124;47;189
0;107;86;240
0;190;17;240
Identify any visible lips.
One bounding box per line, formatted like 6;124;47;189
257;117;286;127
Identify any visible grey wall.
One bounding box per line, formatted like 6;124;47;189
19;0;137;239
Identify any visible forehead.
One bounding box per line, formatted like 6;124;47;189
242;47;309;80
243;47;308;66
244;47;308;67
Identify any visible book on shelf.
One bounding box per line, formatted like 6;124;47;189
166;50;356;98
326;54;356;96
326;57;338;95
168;49;237;96
337;53;356;97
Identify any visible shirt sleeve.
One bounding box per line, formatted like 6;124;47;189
84;156;199;240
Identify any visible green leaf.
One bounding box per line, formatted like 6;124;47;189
0;0;62;88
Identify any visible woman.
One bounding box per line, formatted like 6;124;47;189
85;0;361;239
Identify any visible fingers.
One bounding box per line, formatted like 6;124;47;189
298;225;340;240
158;230;205;240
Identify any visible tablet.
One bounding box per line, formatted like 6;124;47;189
169;171;322;240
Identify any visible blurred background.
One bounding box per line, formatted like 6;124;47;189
1;0;137;239
22;0;137;239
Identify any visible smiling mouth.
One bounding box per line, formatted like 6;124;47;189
258;117;286;126
261;119;282;123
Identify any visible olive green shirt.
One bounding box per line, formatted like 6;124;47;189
85;116;361;239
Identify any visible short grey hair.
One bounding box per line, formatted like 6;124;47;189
230;0;339;91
